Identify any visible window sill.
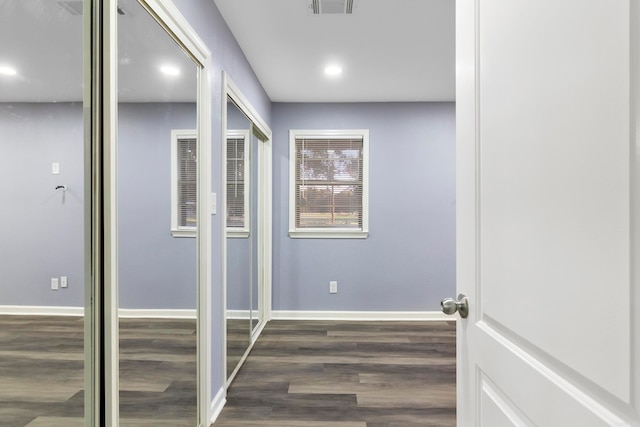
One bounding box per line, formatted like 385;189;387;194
171;228;196;238
288;229;369;239
227;229;250;238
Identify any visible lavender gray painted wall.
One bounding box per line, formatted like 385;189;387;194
118;103;197;310
272;102;456;312
0;103;84;307
0;102;198;309
172;0;273;397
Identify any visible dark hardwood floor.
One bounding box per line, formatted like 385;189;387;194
214;320;456;427
1;316;455;426
0;315;197;427
227;318;252;378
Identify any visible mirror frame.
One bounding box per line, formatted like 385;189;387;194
93;0;212;424
222;72;272;387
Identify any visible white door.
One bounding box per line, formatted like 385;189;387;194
454;0;639;425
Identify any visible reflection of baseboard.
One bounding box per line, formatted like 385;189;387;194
0;305;84;316
271;310;451;321
118;309;196;319
210;386;226;424
0;305;197;319
226;309;251;320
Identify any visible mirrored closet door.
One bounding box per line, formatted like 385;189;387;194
117;0;199;424
0;1;87;425
225;97;252;379
225;78;272;383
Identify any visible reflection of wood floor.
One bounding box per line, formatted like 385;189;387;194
214;320;456;427
0;315;196;427
227;318;251;378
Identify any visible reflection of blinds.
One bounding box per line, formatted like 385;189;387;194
227;137;245;228
295;137;363;229
178;137;197;228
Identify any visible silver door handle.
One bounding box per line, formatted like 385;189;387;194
440;294;469;318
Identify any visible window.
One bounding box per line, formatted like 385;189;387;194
289;129;369;238
226;129;250;237
171;129;197;237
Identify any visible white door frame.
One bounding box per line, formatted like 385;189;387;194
97;0;212;425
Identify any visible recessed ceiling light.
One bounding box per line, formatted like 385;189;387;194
160;65;180;76
0;66;17;76
324;65;342;76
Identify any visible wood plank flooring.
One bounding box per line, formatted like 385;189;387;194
214;320;456;427
0;315;197;427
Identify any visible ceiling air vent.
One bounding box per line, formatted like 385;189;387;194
312;0;354;14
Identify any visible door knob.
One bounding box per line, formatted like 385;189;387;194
440;294;469;318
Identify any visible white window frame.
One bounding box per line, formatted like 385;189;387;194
171;128;197;238
289;129;369;239
226;129;251;238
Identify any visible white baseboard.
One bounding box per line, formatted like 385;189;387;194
0;305;197;319
210;386;226;424
118;308;197;319
226;309;250;320
270;310;451;321
0;305;84;316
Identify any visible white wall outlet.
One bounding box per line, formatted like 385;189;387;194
329;280;338;294
52;162;60;175
51;278;59;290
60;276;68;288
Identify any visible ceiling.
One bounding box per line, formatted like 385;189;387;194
213;0;455;103
0;0;197;103
0;0;454;103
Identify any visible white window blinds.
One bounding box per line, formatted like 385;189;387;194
177;136;197;229
294;137;364;229
226;135;246;228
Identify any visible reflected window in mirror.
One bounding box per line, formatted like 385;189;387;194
227;130;250;237
171;129;197;237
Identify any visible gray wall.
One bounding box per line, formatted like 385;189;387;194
0;103;84;307
272;102;456;312
118;103;197;310
0;102;198;310
173;0;273;397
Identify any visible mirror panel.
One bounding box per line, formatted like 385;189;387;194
117;0;198;424
226;97;252;379
250;130;261;332
0;1;86;425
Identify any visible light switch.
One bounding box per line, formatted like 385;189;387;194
210;192;217;215
52;163;60;175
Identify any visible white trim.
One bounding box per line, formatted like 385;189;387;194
0;305;85;316
171;229;196;238
227;230;250;238
0;306;198;319
289;230;369;239
226;309;250;319
118;309;197;319
170;128;197;238
210;386;226;424
271;310;451;321
288;129;370;238
225;77;272;141
251;317;268;343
